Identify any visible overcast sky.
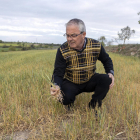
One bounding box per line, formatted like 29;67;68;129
0;0;140;44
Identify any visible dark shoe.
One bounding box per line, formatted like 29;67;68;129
98;100;102;108
89;99;102;109
89;99;97;109
89;100;102;120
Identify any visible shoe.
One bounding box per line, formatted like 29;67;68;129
89;100;102;120
89;99;102;109
98;100;102;108
89;99;97;109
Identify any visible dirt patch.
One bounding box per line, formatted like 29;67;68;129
105;44;140;58
1;130;30;140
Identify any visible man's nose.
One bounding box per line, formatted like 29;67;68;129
67;36;73;41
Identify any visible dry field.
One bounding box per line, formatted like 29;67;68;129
0;50;140;140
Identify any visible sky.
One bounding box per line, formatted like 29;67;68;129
0;0;140;45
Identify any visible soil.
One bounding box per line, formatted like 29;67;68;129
105;44;140;58
1;130;30;140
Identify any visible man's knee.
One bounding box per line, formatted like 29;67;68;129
99;74;112;86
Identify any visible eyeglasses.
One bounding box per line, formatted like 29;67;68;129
63;32;83;38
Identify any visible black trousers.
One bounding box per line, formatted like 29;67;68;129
61;73;112;107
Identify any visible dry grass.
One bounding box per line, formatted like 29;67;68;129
0;50;140;140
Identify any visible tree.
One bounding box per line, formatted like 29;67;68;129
21;42;27;50
138;12;140;24
30;44;35;49
39;44;42;48
0;40;3;43
9;45;16;51
107;41;112;46
50;45;53;49
17;41;21;45
22;42;25;47
98;36;107;47
45;45;48;49
118;26;135;44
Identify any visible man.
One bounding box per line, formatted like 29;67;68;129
50;18;114;110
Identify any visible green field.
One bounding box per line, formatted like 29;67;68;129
0;50;140;139
0;43;19;47
0;42;60;52
0;48;22;52
0;48;9;52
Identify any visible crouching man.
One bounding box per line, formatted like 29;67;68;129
50;18;114;110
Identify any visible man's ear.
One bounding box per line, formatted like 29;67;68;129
82;32;86;39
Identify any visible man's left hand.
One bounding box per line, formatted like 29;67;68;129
108;73;114;89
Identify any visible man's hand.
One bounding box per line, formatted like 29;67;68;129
50;85;60;96
108;73;114;89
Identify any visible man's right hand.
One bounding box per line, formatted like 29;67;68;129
50;85;60;96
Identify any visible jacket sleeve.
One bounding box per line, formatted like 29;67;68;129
52;48;66;87
98;45;114;75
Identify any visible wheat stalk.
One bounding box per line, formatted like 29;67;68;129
42;73;63;103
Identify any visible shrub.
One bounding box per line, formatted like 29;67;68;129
16;46;22;48
45;45;48;48
21;47;27;51
9;46;16;51
2;45;8;48
30;44;35;49
21;47;31;51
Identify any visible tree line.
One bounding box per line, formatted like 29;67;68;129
0;41;61;51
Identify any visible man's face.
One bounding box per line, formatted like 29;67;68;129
66;25;86;50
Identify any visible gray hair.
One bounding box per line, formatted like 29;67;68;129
65;18;86;32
